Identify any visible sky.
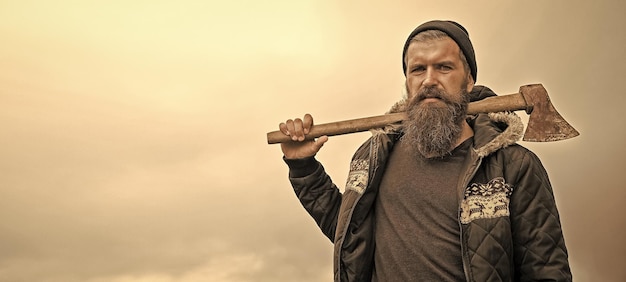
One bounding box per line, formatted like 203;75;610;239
1;0;625;281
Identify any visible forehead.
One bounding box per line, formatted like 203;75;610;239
405;37;461;64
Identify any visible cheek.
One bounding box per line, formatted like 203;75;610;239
406;76;420;87
405;78;422;96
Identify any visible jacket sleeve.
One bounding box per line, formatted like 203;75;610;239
509;150;572;281
285;156;342;242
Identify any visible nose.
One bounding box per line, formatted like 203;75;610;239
422;68;438;87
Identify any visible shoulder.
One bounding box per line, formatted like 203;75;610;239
485;143;542;169
351;132;398;161
472;112;524;157
497;144;544;166
487;144;551;191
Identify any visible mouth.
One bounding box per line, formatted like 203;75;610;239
414;86;445;103
418;96;445;105
413;96;449;109
421;97;442;102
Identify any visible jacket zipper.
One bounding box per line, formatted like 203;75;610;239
459;154;482;282
336;137;378;281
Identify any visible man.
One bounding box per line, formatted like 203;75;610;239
278;20;571;281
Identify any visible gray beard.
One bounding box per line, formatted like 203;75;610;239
402;87;469;159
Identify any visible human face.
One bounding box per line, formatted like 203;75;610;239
404;37;473;104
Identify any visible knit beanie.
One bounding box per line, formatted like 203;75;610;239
402;20;477;82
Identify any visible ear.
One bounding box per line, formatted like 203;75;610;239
465;74;475;93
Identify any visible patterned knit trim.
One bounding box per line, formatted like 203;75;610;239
460;177;513;224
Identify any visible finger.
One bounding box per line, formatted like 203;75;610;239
279;122;289;135
312;135;329;151
317;135;329;145
303;114;313;134
285;119;296;140
293;118;304;141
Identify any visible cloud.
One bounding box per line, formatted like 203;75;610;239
1;1;626;281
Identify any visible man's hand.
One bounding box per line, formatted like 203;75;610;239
279;114;328;159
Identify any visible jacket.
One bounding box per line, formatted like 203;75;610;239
285;86;572;281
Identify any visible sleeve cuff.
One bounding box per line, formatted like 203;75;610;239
283;156;320;178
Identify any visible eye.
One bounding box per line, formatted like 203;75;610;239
411;65;426;73
438;64;453;72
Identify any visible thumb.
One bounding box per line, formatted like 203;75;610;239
311;135;329;152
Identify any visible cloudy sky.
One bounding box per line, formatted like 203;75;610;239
1;0;625;281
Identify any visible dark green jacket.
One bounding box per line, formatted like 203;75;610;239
286;86;571;281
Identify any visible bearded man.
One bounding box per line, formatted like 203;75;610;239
277;20;572;281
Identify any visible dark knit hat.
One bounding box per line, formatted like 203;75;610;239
402;20;477;82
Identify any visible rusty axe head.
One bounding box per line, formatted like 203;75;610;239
519;84;580;142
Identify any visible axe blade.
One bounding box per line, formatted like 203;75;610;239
520;84;580;142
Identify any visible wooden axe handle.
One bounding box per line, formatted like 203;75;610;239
267;112;408;144
267;91;529;144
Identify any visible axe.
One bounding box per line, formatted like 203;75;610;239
266;84;579;144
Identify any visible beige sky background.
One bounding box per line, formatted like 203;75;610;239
1;0;625;281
